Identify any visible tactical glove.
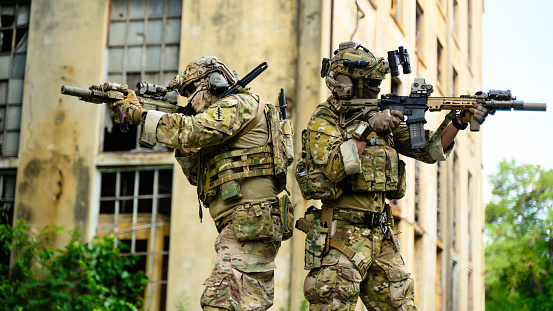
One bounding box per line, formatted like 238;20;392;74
110;90;142;125
368;109;404;135
459;103;490;125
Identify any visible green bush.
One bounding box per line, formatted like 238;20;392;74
0;220;148;310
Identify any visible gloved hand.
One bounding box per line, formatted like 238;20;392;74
459;103;490;125
368;109;404;135
110;90;142;125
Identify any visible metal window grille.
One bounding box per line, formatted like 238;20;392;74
0;1;30;156
103;0;181;152
96;166;172;311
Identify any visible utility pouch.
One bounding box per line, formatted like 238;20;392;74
304;218;328;270
386;159;406;200
279;194;294;241
221;180;242;201
232;202;274;241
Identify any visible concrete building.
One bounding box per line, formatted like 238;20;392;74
1;0;484;310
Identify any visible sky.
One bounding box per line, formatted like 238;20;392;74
481;0;553;203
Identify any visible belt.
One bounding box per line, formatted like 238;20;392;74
215;201;280;232
305;206;389;231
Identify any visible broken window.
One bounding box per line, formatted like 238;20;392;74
0;2;30;156
102;0;182;152
96;166;172;310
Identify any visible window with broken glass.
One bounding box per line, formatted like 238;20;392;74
0;2;30;157
96;166;172;310
103;0;181;152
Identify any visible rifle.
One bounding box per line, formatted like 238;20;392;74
61;82;177;148
339;78;547;148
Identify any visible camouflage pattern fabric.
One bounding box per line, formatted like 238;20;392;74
201;221;281;311
157;93;257;148
296;97;453;205
303;221;416;311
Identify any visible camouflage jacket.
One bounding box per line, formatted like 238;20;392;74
300;97;454;211
144;92;282;220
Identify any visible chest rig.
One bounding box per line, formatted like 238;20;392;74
196;99;288;205
337;99;406;198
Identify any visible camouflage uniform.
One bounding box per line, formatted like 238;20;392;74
296;42;454;311
142;57;291;311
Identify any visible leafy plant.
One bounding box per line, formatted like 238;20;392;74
485;160;553;311
0;220;148;310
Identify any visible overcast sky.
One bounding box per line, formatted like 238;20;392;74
481;0;553;203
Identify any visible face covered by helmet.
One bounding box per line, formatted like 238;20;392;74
322;41;390;101
167;56;237;113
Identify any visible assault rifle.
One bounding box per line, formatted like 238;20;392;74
61;82;177;148
339;78;547;148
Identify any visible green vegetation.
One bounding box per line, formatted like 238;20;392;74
0;220;148;310
485;160;553;311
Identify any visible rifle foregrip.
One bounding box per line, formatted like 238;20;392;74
469;116;481;132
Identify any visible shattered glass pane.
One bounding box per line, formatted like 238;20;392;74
0;29;13;52
14;27;28;52
1;5;15;27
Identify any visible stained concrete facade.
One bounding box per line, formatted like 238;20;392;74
2;0;484;310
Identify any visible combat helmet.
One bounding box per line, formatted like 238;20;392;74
167;56;237;98
321;41;390;103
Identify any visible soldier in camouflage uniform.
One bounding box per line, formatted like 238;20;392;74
294;41;489;310
111;56;294;311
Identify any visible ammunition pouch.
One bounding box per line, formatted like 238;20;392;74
295;129;342;200
231;201;279;242
386;159;406;200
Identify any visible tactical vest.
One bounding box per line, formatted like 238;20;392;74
197;100;290;205
296;100;406;200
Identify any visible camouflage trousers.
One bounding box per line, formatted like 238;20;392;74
201;221;281;311
304;221;416;311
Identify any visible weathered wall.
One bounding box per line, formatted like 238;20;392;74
15;0;107;244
